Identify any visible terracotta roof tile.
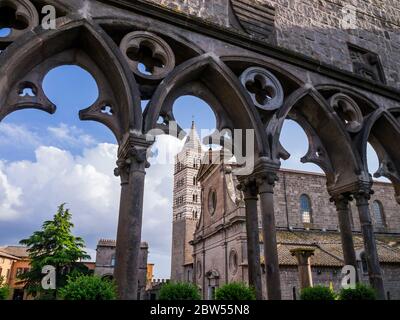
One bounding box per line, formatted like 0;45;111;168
260;231;400;267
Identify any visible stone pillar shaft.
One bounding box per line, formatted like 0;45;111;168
113;135;152;300
332;194;359;281
355;191;385;300
290;248;315;290
239;180;263;300
258;173;281;300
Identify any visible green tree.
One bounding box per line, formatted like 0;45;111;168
339;284;377;300
215;283;256;300
0;276;10;300
59;275;117;300
19;204;90;299
159;282;201;300
300;285;336;300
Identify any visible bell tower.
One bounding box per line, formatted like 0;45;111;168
170;121;203;282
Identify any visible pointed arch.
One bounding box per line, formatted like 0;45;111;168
0;17;142;143
357;108;400;200
268;86;361;188
143;54;268;157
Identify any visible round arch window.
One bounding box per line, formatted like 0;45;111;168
300;194;312;224
208;189;217;216
372;200;386;228
229;249;238;275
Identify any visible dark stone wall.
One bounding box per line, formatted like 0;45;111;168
273;170;400;233
144;0;400;89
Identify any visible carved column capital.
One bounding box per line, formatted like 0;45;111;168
114;133;154;184
354;187;374;206
237;177;258;200
330;193;353;211
290;248;315;266
256;171;279;194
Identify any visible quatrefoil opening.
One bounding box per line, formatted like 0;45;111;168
330;93;363;133
240;67;284;111
120;31;175;81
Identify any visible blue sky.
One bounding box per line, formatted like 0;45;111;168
0;65;382;278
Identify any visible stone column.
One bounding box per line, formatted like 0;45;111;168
331;193;359;281
257;172;282;300
354;189;385;300
238;178;263;300
113;134;153;300
290;248;315;290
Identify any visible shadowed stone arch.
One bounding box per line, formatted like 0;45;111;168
357;109;400;202
268;86;361;189
0;17;142;142
143;53;269;158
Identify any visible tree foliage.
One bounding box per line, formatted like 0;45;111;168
215;282;256;300
339;284;377;300
59;275;117;300
159;282;201;300
19;204;90;298
0;276;10;300
300;285;336;300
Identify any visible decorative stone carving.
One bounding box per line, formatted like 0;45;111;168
240;67;284;111
0;0;39;44
2;76;56;121
229;0;275;41
119;31;175;81
348;44;386;84
330;93;363;133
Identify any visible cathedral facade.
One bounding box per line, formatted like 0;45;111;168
171;126;400;300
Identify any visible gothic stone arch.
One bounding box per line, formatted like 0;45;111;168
1;0;400;300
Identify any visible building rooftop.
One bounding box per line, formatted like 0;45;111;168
0;246;29;259
0;250;20;260
97;239;149;248
257;230;400;267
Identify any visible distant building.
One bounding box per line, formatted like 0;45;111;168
170;121;202;282
171;128;400;300
0;245;95;300
0;246;30;300
94;239;150;300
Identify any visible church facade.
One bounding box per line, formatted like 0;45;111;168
171;126;400;300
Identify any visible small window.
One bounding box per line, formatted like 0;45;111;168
193;177;196;185
197;261;202;279
372;200;386;228
208;189;217;216
229;250;238;275
111;255;116;267
300;194;312;224
360;252;368;274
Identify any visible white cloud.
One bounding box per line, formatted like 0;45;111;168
47;123;97;147
0;134;183;278
0;123;41;149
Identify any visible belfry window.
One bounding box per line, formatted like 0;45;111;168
300;194;312;224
